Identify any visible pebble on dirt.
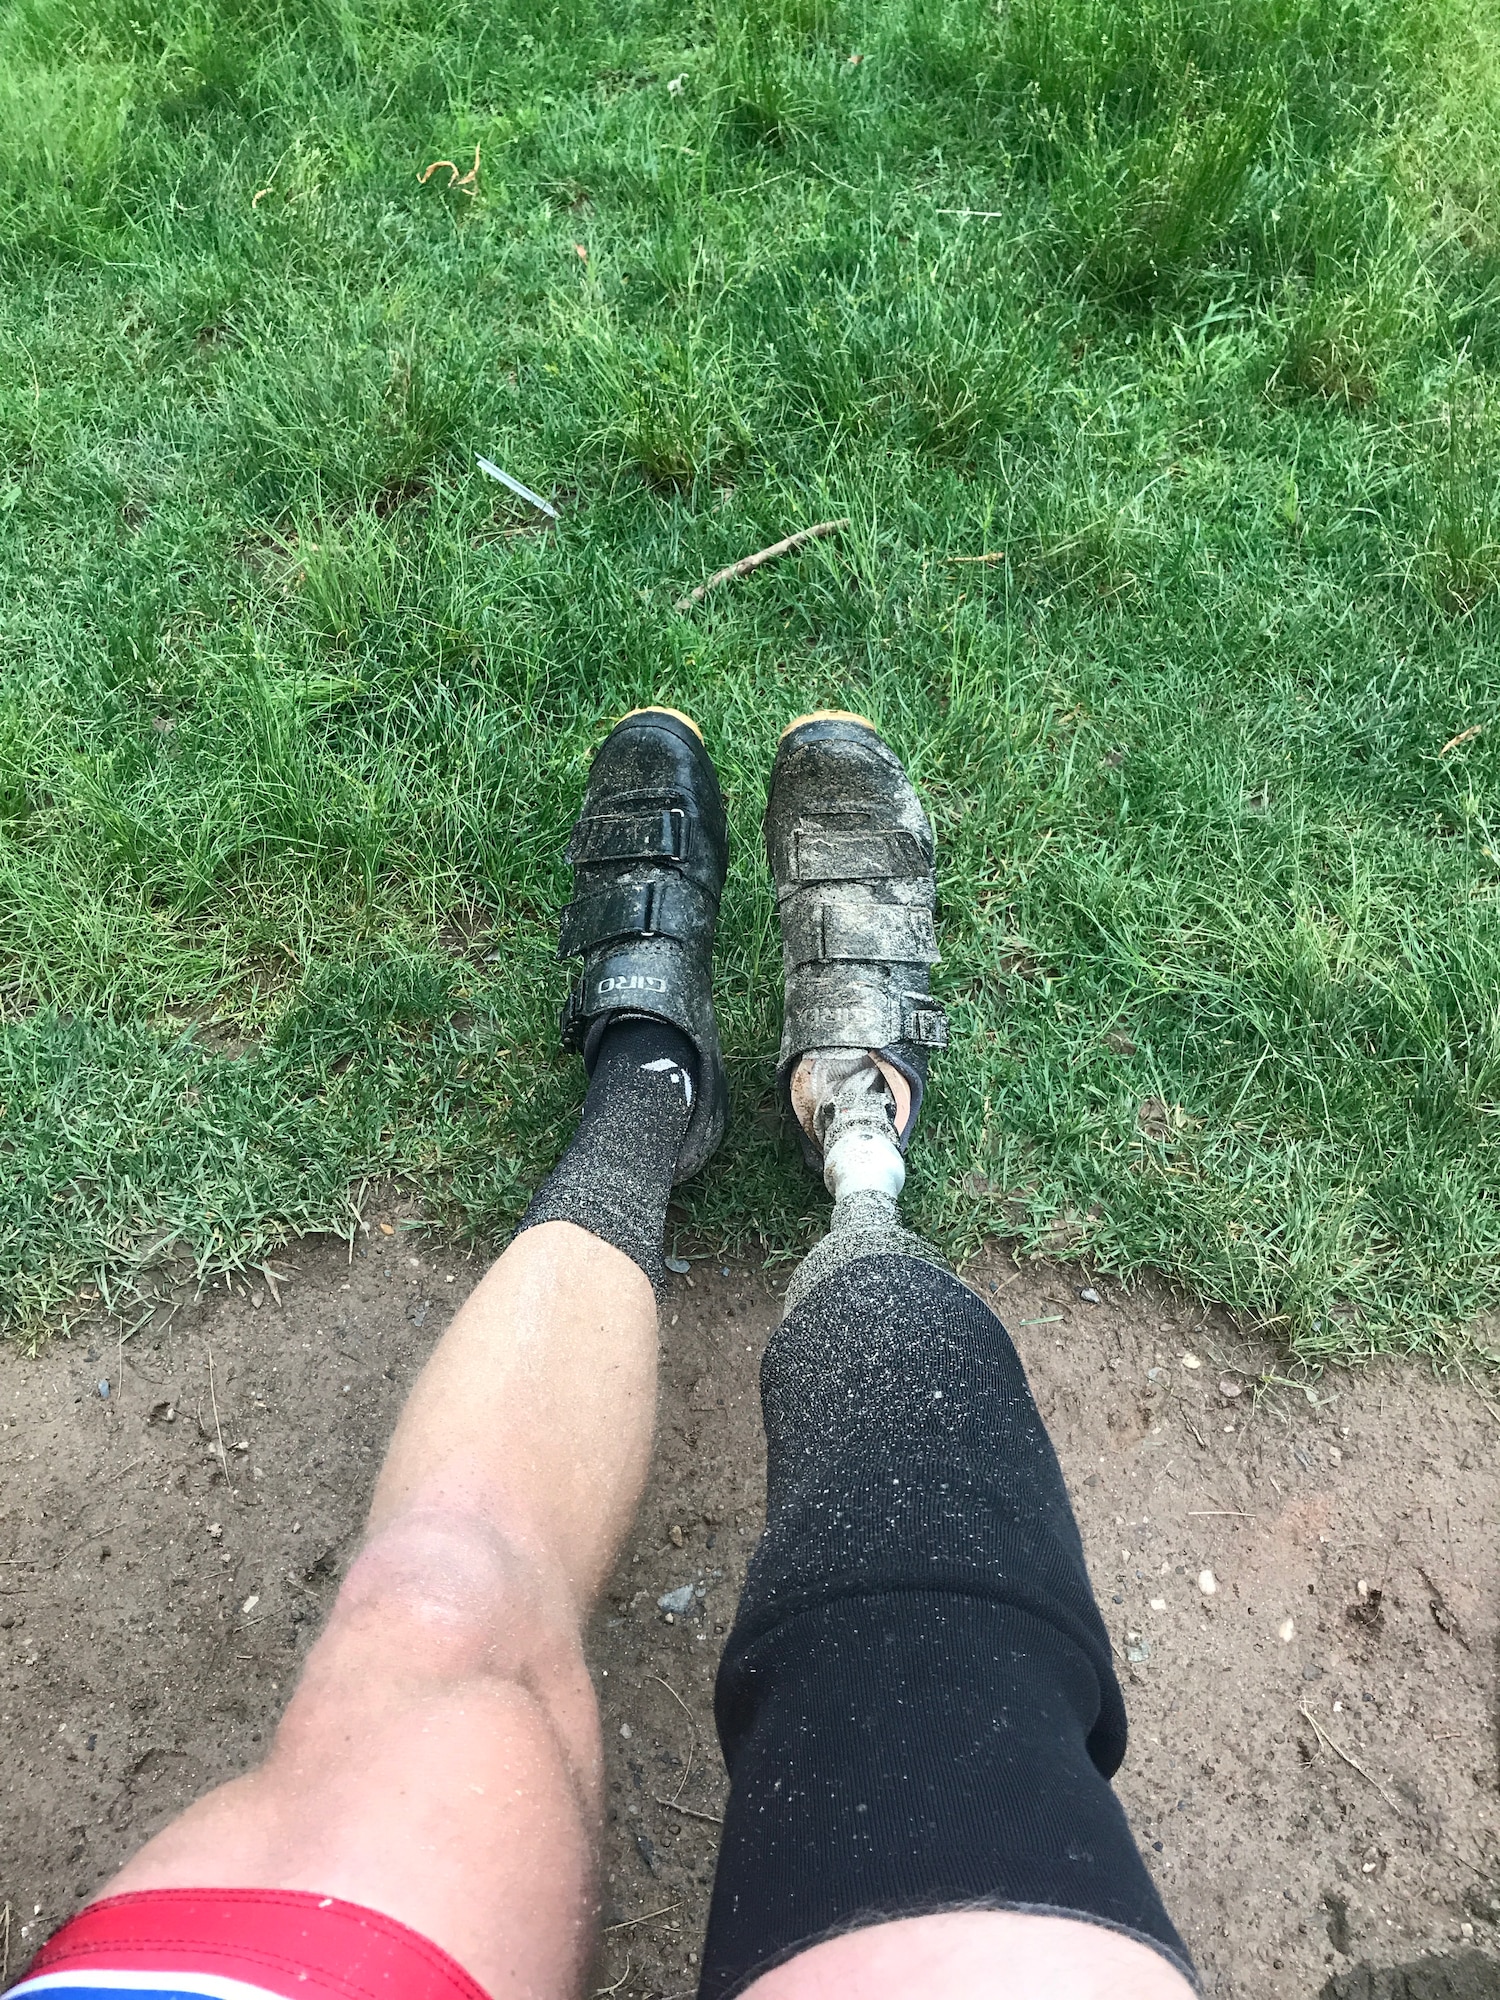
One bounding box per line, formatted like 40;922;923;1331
1198;1568;1218;1595
657;1583;695;1616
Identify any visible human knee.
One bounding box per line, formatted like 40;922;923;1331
322;1506;581;1688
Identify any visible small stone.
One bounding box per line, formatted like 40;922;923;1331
1218;1374;1243;1398
1198;1568;1217;1596
658;1583;695;1616
1126;1641;1150;1664
669;1525;684;1548
97;1380;110;1398
241;1594;259;1614
665;1255;691;1275
207;1522;223;1540
1182;1353;1201;1370
1079;1287;1101;1305
1150;1597;1167;1611
620;1723;632;1739
1278;1616;1296;1642
250;1289;264;1309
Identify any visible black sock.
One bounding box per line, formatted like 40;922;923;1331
516;1016;697;1296
700;1255;1194;1997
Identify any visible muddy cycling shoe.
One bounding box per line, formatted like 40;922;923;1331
765;712;947;1179
557;707;729;1181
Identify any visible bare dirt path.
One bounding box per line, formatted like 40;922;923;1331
1;1213;1497;1999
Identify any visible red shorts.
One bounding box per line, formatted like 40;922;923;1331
11;1890;491;2000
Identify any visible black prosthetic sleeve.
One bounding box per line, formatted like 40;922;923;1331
700;1256;1194;1999
516;1016;696;1296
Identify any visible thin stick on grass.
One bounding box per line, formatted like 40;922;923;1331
675;520;848;611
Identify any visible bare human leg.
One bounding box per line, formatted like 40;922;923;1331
68;706;733;2000
103;1219;658;2000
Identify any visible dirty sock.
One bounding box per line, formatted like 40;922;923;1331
782;1186;945;1316
700;1253;1194;1998
516;1015;696;1297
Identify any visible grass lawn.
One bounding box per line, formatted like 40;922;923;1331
2;0;1499;1357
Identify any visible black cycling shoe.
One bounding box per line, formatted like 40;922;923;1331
764;711;947;1176
557;707;729;1181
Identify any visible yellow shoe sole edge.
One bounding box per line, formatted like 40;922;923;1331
617;705;704;743
778;708;878;740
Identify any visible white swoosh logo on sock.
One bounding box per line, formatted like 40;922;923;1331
640;1056;693;1106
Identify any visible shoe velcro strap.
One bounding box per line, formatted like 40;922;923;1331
781;985;948;1052
781;899;939;966
558;874;702;959
567;804;689;866
790;825;928;882
901;995;949;1047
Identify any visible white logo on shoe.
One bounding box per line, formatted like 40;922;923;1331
598;974;668;994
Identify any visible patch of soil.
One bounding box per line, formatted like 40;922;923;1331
1;1225;1498;1999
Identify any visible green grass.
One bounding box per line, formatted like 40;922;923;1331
2;0;1500;1359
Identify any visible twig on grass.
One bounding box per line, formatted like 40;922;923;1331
419;145;480;194
675;520;848;611
1299;1705;1404;1815
946;551;1007;565
475;458;560;522
1439;723;1483;757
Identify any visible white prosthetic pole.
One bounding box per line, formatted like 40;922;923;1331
794;1051;907;1204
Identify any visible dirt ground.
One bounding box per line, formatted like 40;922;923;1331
2;1210;1498;2000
